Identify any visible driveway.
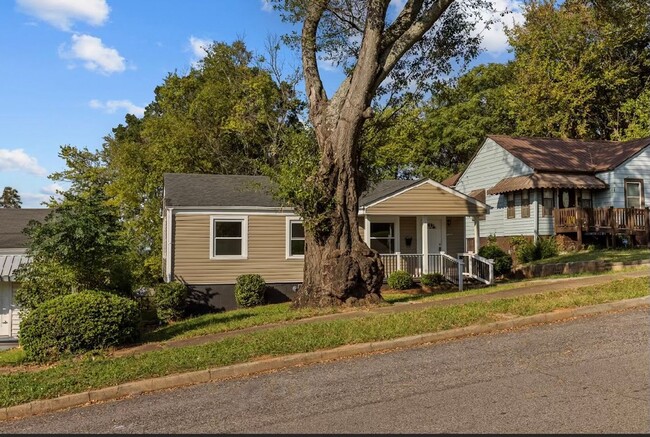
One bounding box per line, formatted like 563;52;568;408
2;307;648;434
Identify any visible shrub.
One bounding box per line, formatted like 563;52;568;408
538;236;559;259
478;244;513;276
19;290;140;362
234;274;266;307
510;236;559;264
387;270;414;290
154;281;188;323
421;272;445;286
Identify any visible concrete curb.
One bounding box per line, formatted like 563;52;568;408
3;296;649;422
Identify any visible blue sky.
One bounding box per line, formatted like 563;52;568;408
0;0;522;208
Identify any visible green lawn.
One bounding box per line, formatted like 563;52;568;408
524;247;649;266
0;264;644;367
0;276;647;409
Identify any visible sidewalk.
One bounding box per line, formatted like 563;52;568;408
112;268;649;357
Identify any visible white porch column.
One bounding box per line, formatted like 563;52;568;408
533;190;539;243
364;215;370;245
473;217;480;253
421;216;429;274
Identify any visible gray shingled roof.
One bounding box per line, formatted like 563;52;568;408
163;174;420;208
0;209;50;249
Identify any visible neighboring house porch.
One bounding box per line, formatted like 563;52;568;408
450;135;650;251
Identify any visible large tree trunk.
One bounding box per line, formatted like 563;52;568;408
293;106;384;308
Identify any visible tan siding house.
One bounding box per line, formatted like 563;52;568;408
163;175;490;310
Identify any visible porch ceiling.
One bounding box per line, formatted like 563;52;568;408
487;173;608;195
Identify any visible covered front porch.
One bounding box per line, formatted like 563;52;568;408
360;213;492;287
358;179;493;287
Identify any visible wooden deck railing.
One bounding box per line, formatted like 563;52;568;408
555;207;650;247
555;207;650;234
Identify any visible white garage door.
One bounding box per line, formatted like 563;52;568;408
0;283;11;337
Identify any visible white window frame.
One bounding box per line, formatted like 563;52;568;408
286;216;305;259
625;179;643;208
210;215;248;260
368;218;399;254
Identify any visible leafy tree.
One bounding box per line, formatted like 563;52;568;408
366;62;516;182
102;40;302;285
272;0;493;307
15;147;131;310
1;186;22;208
619;87;650;139
506;0;650;139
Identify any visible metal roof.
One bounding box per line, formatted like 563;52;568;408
0;254;29;281
488;135;650;173
487;173;608;195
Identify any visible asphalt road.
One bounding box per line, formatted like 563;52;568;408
2;308;649;434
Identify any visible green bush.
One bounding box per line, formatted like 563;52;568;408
19;290;140;362
421;272;445;286
154;281;189;323
478;244;513;276
234;274;266;307
510;236;559;264
538;236;559;259
387;270;414;290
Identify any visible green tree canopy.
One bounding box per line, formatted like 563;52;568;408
507;0;650;139
1;186;22;208
15;147;131;310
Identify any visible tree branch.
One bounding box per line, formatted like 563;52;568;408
302;0;329;123
375;0;455;90
381;0;425;51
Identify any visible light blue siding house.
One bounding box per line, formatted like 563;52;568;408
447;135;650;251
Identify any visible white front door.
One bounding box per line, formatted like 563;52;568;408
0;283;11;337
427;217;444;253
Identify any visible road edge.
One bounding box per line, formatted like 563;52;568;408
2;295;649;422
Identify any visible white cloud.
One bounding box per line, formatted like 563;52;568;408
260;0;273;12
189;36;211;66
40;182;65;195
16;0;110;31
0;149;47;176
89;99;145;117
477;0;525;55
59;33;126;74
20;193;52;206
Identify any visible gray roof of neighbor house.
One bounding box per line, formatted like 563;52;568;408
0;209;50;249
163;174;421;208
488;135;650;173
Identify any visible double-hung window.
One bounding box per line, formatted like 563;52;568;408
211;216;247;259
521;190;530;218
542;189;555;217
625;179;644;208
370;222;395;254
506;193;515;219
287;218;305;258
580;190;592;209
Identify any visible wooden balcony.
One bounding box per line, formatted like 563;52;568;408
554;207;650;245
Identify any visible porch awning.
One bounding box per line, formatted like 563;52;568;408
0;255;29;281
487;173;608;195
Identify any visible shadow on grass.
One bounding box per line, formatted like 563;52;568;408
141;310;261;343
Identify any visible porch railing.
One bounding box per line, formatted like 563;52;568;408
458;252;494;285
379;252;495;289
555;207;650;234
